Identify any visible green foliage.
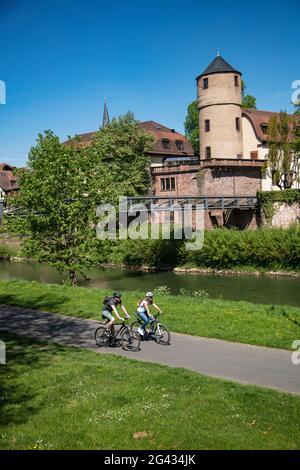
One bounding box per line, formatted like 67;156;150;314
266;112;298;189
8;114;154;284
97;227;300;272
257;189;300;205
153;285;171;295
0;245;16;260
184;100;199;154
91;112;154;200
241;80;257;109
180;227;300;270
105;236;182;268
258;189;300;220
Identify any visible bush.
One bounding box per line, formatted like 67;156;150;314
257;189;300;205
180;227;300;270
95;227;300;272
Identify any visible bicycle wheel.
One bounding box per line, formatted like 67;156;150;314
120;328;141;352
154;323;170;345
130;321;141;333
94;327;111;347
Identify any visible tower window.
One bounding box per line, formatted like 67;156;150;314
162;139;170;149
203;78;209;89
236;117;241;131
205;119;210;132
234;75;239;87
175;140;184;150
205;146;211;159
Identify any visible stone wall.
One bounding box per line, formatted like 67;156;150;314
260;202;300;228
198;166;262;196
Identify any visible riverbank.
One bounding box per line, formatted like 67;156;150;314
0;279;299;350
101;263;300;278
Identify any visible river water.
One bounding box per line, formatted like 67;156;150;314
0;261;299;307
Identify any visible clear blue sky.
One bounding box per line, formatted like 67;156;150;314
0;0;299;166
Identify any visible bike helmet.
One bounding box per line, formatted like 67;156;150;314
146;292;154;298
113;291;122;299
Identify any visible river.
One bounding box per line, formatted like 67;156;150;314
0;261;299;307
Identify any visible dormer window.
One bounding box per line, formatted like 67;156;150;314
203;78;209;89
261;124;268;135
162;139;170;149
175;140;184;151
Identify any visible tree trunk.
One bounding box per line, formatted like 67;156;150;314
69;270;77;286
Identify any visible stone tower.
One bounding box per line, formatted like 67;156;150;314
197;55;243;160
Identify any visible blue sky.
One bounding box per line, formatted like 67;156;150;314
0;0;299;166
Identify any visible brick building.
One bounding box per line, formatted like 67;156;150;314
74;55;298;228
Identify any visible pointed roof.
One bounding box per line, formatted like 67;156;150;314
102;101;110;128
197;55;241;80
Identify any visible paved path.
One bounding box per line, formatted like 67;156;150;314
0;304;299;395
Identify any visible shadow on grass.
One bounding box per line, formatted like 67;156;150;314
0;291;70;314
0;331;68;427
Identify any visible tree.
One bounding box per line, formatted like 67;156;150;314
184;100;200;154
241;80;257;109
266;111;298;189
10;113;154;285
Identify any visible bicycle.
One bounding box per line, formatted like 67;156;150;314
94;320;141;352
130;313;171;345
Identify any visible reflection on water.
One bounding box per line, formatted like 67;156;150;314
0;261;299;307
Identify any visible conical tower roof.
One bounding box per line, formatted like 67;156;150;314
197;55;241;80
102;101;110;128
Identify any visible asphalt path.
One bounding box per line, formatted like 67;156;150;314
0;304;299;395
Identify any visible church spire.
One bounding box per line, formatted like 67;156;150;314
102;99;110;128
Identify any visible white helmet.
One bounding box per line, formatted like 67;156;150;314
146;292;154;298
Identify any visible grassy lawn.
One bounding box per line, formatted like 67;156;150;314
0;279;300;350
0;332;300;450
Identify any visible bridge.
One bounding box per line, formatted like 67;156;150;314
121;195;258;212
0;195;258;224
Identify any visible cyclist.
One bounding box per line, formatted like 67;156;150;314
136;292;163;336
102;292;130;341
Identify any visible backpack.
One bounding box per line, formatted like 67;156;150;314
103;296;112;307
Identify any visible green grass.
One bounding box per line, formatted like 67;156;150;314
1;332;300;450
0;279;300;350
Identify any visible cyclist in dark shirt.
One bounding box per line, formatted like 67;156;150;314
102;292;130;339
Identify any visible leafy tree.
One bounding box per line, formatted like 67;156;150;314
266;111;299;189
10;113;154;285
184;100;200;154
241;80;257;109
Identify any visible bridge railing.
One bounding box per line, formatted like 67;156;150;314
123;196;258;212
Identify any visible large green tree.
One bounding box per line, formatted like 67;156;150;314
10;113;154;285
184;100;199;155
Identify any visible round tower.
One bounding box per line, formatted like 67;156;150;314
197;55;243;160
